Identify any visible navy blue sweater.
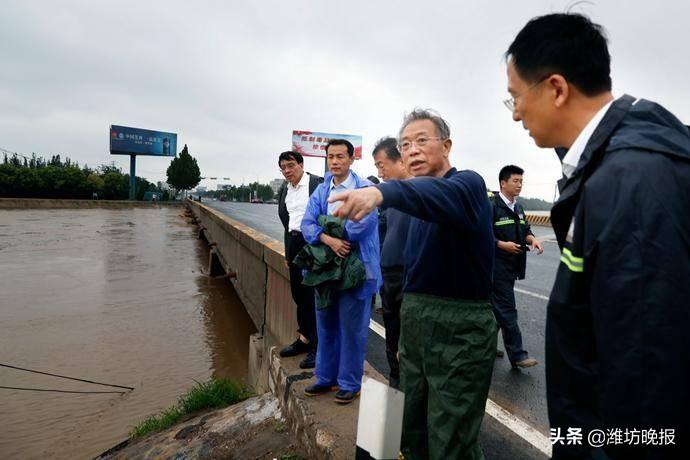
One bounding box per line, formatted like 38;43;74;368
376;168;494;300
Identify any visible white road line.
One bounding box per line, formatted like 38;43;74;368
368;318;552;458
515;287;550;301
369;318;386;339
485;399;552;457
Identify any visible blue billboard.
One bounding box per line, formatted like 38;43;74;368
110;125;177;157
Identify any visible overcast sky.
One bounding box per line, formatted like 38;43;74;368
2;1;688;200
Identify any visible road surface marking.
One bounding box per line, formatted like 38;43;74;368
369;318;552;457
515;287;550;301
485;399;552;456
369;318;386;338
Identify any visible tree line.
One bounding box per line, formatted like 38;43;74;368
0;153;170;200
204;182;277;202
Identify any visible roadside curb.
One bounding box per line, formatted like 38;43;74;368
268;347;387;459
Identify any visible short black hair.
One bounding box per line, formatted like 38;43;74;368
499;165;524;183
278;151;303;166
325;139;354;157
372;137;401;161
506;13;612;96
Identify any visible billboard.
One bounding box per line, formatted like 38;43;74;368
110;125;177;157
292;130;362;159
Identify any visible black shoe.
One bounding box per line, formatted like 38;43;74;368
304;383;338;396
280;338;310;357
299;350;316;369
334;389;360;404
496;349;505;358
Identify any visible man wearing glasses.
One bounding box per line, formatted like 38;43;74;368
506;13;690;459
277;151;323;369
328;110;496;458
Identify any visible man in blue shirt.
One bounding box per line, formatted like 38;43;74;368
329;110;496;458
300;139;381;404
372;137;412;390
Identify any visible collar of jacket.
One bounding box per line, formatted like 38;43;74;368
550;94;636;248
493;192;521;215
322;170;372;191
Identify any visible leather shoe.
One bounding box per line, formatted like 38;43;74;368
496;350;505;358
334;389;360;404
304;383;338;396
299;350;315;369
280;338;310;358
512;358;538;369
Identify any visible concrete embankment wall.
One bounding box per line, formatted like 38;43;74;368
0;198;183;209
185;200;297;349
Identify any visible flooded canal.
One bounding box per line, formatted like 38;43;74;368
0;207;257;459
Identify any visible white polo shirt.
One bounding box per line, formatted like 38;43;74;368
285;172;310;232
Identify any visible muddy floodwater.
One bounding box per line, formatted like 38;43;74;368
0;207;256;459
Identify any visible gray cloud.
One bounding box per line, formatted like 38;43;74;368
1;0;688;199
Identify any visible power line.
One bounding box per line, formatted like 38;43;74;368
0;385;127;395
0;363;134;391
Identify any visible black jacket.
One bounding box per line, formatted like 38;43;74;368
489;192;533;279
277;173;323;258
547;95;690;459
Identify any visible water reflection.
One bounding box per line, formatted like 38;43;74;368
0;208;256;459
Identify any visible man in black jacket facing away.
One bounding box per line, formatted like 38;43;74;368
506;13;690;459
491;164;543;369
277;151;323;369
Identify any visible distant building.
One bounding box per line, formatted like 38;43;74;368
195;186;207;193
217;184;232;191
270;178;285;194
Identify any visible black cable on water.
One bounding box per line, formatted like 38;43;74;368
0;363;135;391
0;385;126;394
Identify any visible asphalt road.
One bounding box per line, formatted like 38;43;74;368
207;200;559;459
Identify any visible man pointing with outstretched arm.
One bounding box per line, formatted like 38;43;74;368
331;109;497;460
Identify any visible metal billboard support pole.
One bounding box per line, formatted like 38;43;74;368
129;154;136;201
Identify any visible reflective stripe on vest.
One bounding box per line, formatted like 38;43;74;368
560;247;584;272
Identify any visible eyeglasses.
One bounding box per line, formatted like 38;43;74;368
279;163;299;172
503;76;549;112
398;136;444;153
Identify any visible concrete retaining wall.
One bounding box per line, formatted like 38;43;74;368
186;200;298;348
0;198;183;209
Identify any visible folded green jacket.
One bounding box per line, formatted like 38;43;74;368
292;215;366;309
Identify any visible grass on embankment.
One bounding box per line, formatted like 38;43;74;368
130;378;253;439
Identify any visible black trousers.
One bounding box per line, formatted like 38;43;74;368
286;231;317;344
491;264;528;363
381;266;404;383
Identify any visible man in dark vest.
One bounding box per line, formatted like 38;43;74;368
506;13;690;459
490;164;542;369
277;150;323;369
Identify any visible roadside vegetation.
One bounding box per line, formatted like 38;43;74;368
0;153;169;200
130;378;252;439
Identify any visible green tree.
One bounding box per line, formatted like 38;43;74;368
166;144;201;194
